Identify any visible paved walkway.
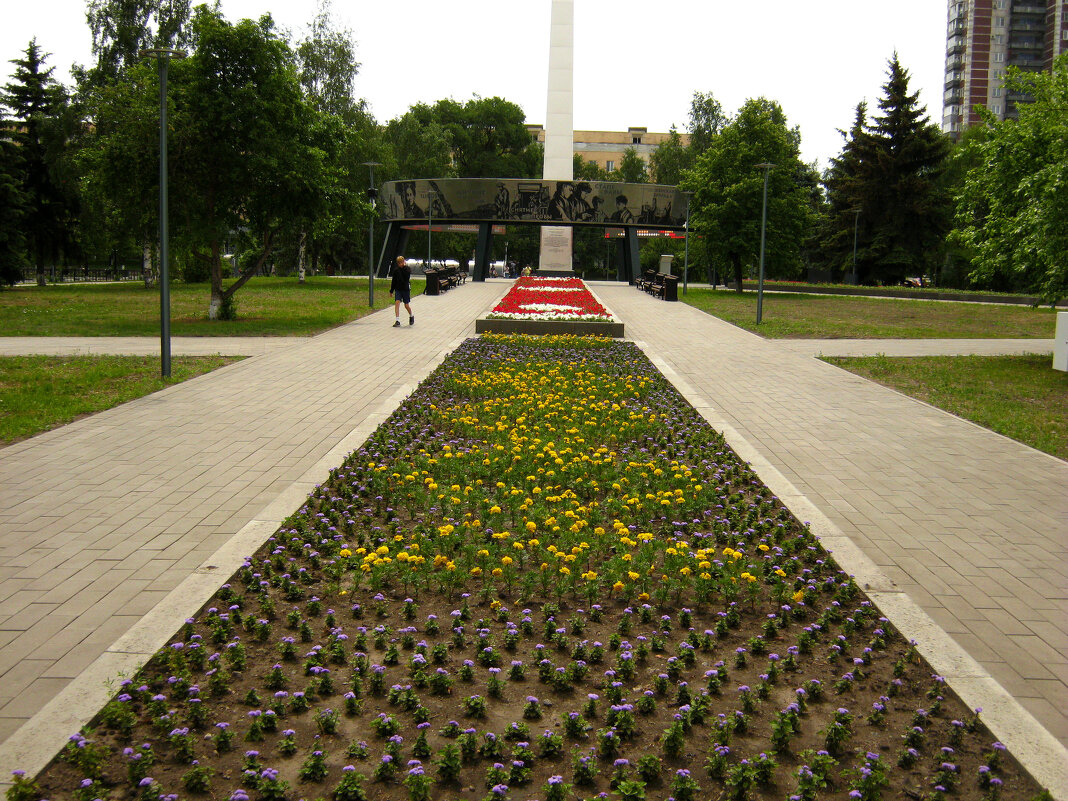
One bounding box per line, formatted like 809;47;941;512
0;284;1065;793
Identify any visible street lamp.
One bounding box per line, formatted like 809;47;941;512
426;190;437;272
851;208;861;285
141;47;186;377
755;162;776;324
363;161;381;306
681;191;693;296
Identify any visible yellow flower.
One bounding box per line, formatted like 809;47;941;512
501;556;514;567
627;571;640;582
339;548;352;558
612;581;625;593
492;568;503;577
375;546;389;556
526;521;537;533
638;592;649;601
559;566;570;575
397;552;409;562
679;566;692;576
758;544;770;552
793;589;805;603
470;566;482;576
489;506;502;514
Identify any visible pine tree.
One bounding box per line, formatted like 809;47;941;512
0;112;29;286
820;102;873;280
860;55;951;285
2;40;73;285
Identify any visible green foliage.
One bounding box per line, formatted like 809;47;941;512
0;123;28;286
687;90;727;156
952;54;1068;304
84;0;192;85
649;127;693;185
682;97;814;287
822;55;951;286
1;40;79;284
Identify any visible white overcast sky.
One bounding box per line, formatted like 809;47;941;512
1;0;949;171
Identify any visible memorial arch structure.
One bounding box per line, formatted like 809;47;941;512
375;178;689;283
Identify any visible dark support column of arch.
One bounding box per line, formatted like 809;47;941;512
473;223;493;282
615;239;628;282
378;223;411;277
624;228;641;284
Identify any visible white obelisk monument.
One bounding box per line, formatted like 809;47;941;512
539;0;574;273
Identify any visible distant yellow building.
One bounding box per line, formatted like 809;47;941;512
525;125;690;172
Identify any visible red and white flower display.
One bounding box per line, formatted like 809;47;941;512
487;277;617;322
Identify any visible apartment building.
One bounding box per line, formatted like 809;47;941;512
525;125;690;172
943;0;1068;135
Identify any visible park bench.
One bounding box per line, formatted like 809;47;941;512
637;270;678;302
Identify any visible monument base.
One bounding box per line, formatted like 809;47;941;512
535;268;575;278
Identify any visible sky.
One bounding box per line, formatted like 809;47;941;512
1;0;949;171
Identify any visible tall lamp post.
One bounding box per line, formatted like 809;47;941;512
141;47;186;377
755;162;776;325
681;190;693;296
426;190;437;272
851;208;861;285
363;161;381;306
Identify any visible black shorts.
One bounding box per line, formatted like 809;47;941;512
393;288;411;304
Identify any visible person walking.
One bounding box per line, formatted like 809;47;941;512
390;255;414;327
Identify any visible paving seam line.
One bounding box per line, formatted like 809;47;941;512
635;341;1068;798
0;332;471;788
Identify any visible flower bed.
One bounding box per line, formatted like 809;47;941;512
14;335;1046;801
476;278;624;337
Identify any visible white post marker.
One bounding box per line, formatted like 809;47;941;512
1054;311;1067;372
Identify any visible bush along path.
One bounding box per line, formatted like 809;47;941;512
10;335;1049;801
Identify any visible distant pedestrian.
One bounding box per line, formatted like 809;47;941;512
390;256;414;327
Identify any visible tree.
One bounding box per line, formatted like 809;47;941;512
432;96;535;178
296;0;362;119
687;90;727;156
682;97;813;289
952;55;1068;303
610;147;647;183
2;40;77;285
828;56;951;285
819;102;874;280
383;104;453;179
574;153;605;181
84;0;191;85
648;127;692;185
0;116;29;285
172;8;330;317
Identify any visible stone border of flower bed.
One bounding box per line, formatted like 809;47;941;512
474;317;625;337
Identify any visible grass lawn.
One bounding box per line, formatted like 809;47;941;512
824;353;1068;460
681;287;1057;339
0;354;243;445
0;276;418;337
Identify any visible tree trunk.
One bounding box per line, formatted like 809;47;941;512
732;256;744;292
297;231;307;283
208;239;224;320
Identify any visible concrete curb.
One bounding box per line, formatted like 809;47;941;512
636;341;1068;799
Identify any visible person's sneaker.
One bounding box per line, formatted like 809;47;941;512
409;316;415;326
393;320;401;327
